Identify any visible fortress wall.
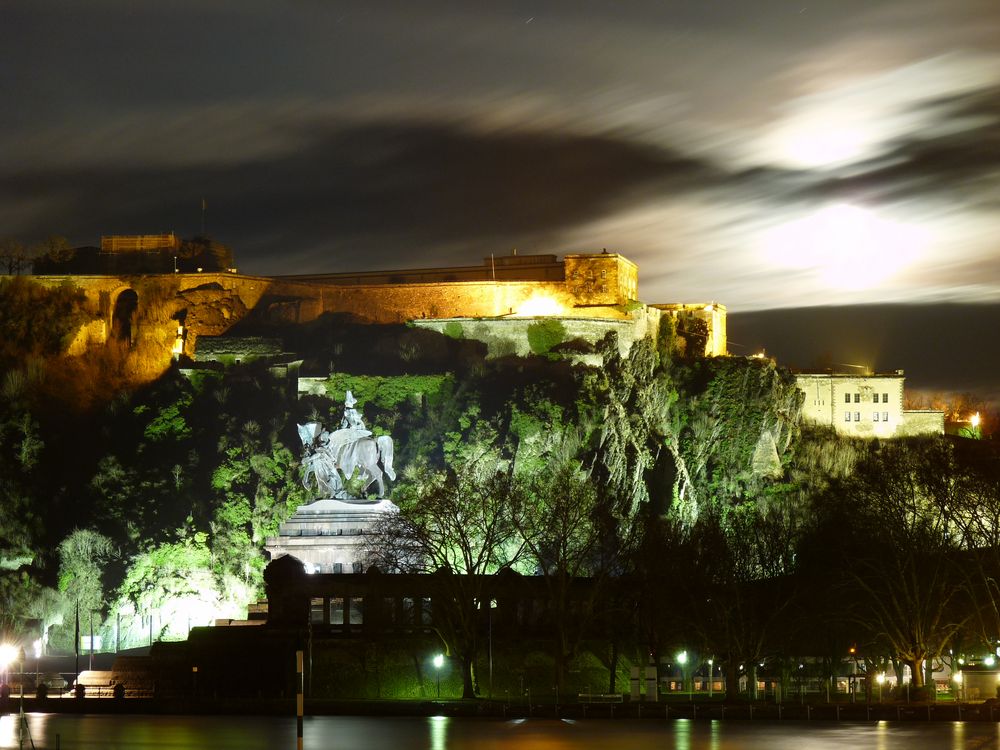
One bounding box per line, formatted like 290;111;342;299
28;273;282;364
310;280;629;323
414;305;663;360
900;410;946;436
22;269;646;376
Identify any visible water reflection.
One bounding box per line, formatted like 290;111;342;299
675;718;690;750
0;714;996;749
430;715;448;750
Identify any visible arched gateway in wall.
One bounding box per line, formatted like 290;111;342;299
111;288;138;346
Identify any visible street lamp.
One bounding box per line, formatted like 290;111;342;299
32;640;41;690
676;650;688;696
0;643;17;686
433;654;444;699
708;658;714;698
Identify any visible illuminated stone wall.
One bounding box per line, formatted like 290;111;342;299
24;252;724;380
651;303;728;357
311;279;630;323
32;273;300;366
564;253;638;305
414;305;662;360
900;410;946;436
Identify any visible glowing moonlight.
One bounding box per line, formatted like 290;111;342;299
760;203;929;291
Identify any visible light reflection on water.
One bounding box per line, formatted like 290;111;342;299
1;713;998;749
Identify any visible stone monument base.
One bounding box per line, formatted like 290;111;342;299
264;497;397;574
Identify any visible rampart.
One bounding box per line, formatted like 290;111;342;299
19;250;726;379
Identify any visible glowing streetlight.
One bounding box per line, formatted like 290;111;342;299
0;643;17;685
433;654;444;699
972;413;982;428
675;651;688;695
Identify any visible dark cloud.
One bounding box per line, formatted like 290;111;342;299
1;120;721;272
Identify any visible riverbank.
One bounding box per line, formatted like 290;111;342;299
3;696;998;722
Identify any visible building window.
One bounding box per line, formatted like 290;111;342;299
845;412;852;422
883;393;889;403
329;597;345;626
854;393;860;403
310;597;325;625
855;412;861;422
348;597;364;625
883;411;889;422
845;393;851;403
874;412;880;422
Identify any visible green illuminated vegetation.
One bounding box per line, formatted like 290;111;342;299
526;318;567;355
2;276;1000;702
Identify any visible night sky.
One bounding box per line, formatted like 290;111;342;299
3;1;999;403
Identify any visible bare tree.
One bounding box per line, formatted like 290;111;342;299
833;439;968;688
676;504;800;701
0;239;31;275
364;452;526;698
512;459;616;694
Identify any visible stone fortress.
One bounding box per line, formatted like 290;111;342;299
27;238;728;366
25;234;938;438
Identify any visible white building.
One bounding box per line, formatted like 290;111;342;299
794;371;944;438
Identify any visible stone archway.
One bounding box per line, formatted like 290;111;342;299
111;288;138;346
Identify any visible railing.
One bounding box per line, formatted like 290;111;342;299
577;693;623;703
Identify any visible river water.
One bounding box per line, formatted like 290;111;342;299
1;714;996;750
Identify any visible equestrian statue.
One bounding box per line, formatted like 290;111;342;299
298;391;396;500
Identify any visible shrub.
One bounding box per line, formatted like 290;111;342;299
526;319;567;355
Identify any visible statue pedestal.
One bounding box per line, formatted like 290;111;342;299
264;497;397;574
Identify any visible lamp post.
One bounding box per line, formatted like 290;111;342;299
32;640;41;691
676;650;688;697
17;647;25;698
433;654;444;699
708;659;714;698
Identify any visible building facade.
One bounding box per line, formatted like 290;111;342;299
794;371;944;437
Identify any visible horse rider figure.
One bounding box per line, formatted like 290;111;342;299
298;391;396;499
